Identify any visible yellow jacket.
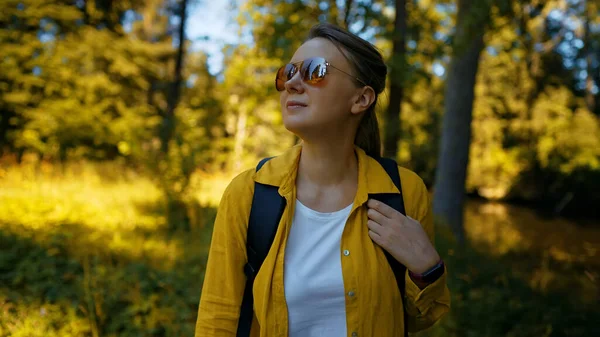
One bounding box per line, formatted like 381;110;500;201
195;145;450;337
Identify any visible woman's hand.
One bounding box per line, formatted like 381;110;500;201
366;199;440;274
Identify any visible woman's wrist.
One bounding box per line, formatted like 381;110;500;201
408;258;445;288
410;249;441;274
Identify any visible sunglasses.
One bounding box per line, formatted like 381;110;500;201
275;57;367;92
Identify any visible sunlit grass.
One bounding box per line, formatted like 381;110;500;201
0;159;213;336
191;170;235;207
462;200;600;305
0;161;185;269
465;200;600;265
0;299;90;337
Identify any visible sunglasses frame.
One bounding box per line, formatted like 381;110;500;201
275;57;367;92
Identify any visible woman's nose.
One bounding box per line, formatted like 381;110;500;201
284;69;305;93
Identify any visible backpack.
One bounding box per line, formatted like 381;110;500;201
237;156;409;337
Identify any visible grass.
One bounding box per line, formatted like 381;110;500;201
0;158;598;336
0;159;220;337
417;202;600;337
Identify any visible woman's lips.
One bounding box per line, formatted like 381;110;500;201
286;100;307;109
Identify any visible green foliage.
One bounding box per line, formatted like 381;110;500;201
21;28;165;159
2;0;598;216
414;214;600;337
1;0;169;160
467;1;600;215
0;160;215;337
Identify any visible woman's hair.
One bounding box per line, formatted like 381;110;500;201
307;23;387;158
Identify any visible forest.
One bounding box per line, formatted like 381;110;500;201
0;0;599;336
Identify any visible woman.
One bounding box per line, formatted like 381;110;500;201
195;23;450;337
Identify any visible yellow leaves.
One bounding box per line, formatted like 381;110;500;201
39;3;83;22
109;54;142;77
528;87;600;173
557;109;600;172
118;141;131;156
2;91;31;104
498;26;518;46
251;10;262;22
476;41;599;178
537;136;556;168
468;141;526;199
289;13;300;24
229;94;240;105
22;129;39;142
217;45;292;160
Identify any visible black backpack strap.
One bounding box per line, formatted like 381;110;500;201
370;156;408;337
237;157;286;337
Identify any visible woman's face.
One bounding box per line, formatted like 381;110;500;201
279;38;370;141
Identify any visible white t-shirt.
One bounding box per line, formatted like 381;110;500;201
284;199;353;337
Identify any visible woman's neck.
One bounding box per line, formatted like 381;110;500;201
297;140;358;187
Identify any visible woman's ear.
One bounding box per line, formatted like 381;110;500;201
350;86;376;115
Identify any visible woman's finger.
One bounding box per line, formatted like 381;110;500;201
367;199;397;218
368;229;383;244
367;219;384;233
367;207;389;225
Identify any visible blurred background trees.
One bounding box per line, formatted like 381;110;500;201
1;0;599;336
3;0;599;222
3;0;599;224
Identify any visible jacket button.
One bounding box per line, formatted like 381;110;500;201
352;332;358;337
343;250;350;256
348;291;355;297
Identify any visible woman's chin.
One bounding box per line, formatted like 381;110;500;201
283;122;305;135
282;115;311;134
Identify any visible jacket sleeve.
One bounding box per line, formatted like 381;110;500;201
400;169;451;333
195;170;254;337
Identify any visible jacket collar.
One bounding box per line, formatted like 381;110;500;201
252;144;401;203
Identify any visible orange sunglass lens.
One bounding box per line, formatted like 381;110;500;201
275;58;328;91
276;64;296;91
275;66;287;91
301;58;327;84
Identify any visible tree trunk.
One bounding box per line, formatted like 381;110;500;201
343;0;353;29
383;0;406;159
583;1;596;113
161;0;188;154
161;0;189;231
0;109;14;153
432;0;488;245
232;106;248;172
